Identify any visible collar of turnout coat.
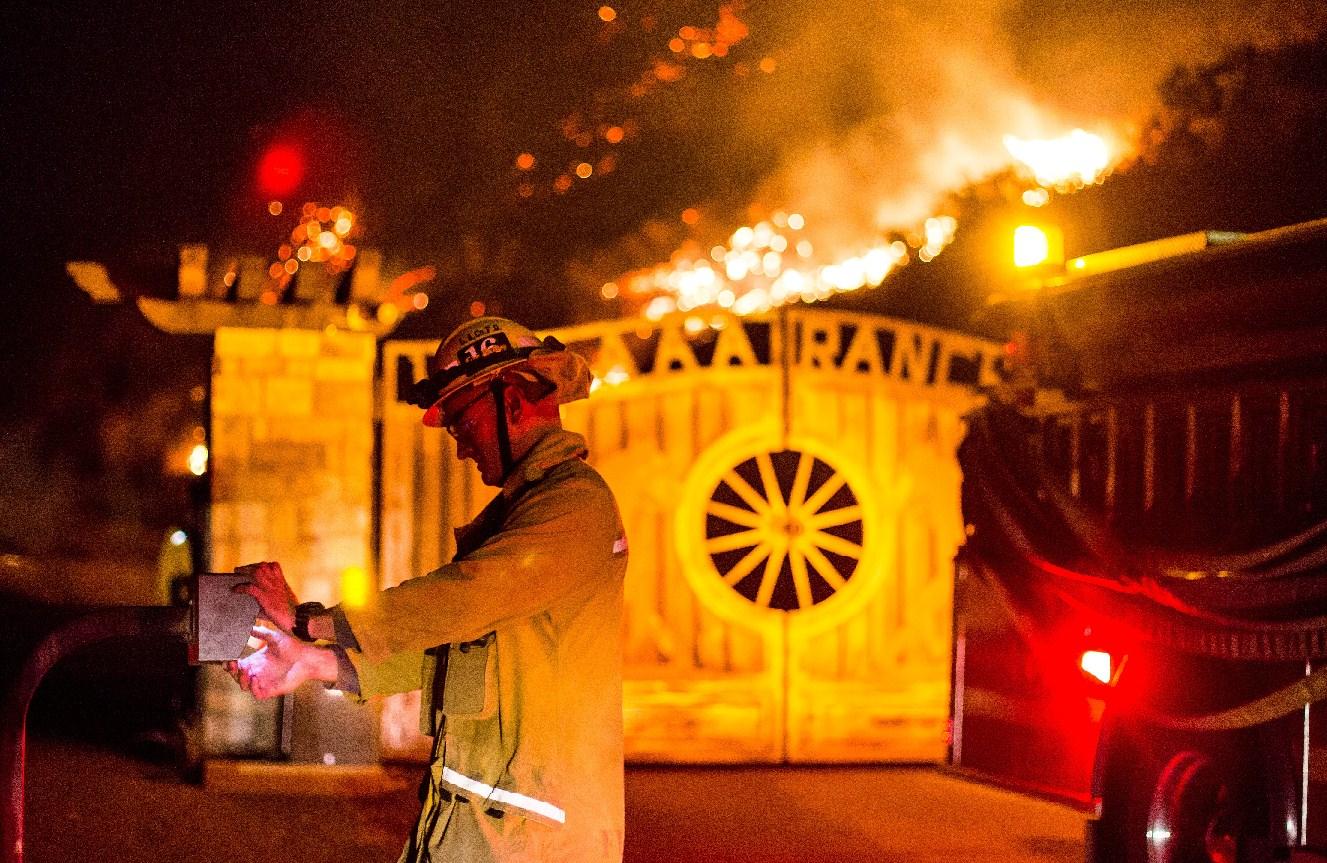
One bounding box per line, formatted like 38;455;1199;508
501;428;589;498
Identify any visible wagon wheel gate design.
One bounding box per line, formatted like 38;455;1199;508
706;450;863;612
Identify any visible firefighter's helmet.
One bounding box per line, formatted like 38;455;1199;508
408;316;591;427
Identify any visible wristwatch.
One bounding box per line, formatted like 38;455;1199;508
293;601;326;642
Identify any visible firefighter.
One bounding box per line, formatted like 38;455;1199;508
228;317;628;862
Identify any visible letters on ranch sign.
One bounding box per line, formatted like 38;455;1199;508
568;313;1002;393
392;312;1002;405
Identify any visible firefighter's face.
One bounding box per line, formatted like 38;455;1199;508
441;386;505;486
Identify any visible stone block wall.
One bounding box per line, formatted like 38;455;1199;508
208;326;376;603
204;325;380;763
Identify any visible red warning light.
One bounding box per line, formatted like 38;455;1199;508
257;145;304;198
1080;650;1113;685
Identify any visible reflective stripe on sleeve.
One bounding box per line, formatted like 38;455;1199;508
440;766;567;825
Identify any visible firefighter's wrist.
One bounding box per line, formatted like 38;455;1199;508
293;601;329;641
306;609;337;642
303;644;340;684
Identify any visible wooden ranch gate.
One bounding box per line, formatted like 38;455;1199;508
377;309;1000;763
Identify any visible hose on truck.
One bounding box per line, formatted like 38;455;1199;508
960;403;1327;664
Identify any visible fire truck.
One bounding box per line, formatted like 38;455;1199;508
948;217;1327;862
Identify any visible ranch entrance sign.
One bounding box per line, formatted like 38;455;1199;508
379;309;999;763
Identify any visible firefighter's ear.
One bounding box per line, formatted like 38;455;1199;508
502;384;524;421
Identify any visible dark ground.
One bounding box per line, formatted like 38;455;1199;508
5;595;1085;862
20;734;1086;863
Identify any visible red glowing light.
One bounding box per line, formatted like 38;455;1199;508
257;145;305;197
1080;650;1113;685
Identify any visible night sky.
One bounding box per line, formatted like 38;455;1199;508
3;1;1325;412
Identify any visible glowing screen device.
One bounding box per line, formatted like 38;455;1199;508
190;572;259;664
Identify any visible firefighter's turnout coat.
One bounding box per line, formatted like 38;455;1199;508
336;429;627;862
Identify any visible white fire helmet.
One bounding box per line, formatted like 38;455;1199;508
408;316;591;428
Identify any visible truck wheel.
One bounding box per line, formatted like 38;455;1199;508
1093;732;1273;863
1144;750;1240;863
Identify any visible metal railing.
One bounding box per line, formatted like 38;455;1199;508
1;606;189;863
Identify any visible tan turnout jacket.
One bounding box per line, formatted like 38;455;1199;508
336;429;627;862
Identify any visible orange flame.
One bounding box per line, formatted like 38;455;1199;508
614;124;1119;319
1003;129;1114;190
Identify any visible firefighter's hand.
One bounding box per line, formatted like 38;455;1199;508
225;625;335;700
233;561;298;633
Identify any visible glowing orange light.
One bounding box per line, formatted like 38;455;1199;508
412;293;429;310
516;152;535;170
315;206;331;222
575;162;593;179
518;183;535;198
389;267;437;297
554;174;573;193
284;259;299;274
267;200;283;216
260;290;279;305
340;566;370;608
598;5;616;22
1023;188;1050;207
654;60;684;82
188;444;209;477
268;262;284;279
469;300;486;317
691;43;712;59
597;154;617;174
277;244;292;261
681;208;700;225
601;282;619;299
604;126;624;144
1013;225;1052;268
759;56;776;73
669;37;685;53
679;25;697;39
302;202;317;218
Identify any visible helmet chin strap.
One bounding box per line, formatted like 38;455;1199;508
490;379;515;481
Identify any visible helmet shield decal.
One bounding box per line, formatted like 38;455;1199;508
408;317;592;419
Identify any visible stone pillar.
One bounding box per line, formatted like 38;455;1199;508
66;243;424;765
209;325;375;599
204;325;379;764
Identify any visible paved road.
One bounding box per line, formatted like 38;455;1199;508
21;735;1086;862
625;764;1085;863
